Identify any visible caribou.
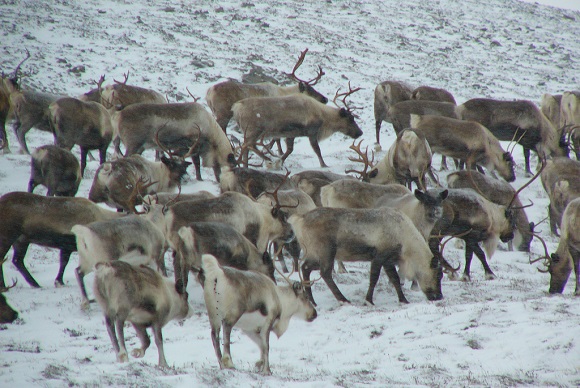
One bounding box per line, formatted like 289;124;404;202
232;83;363;167
206;48;327;133
200;253;317;375
373;80;413;146
411;85;456;104
28;145;81;197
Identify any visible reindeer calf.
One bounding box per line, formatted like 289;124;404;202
201;254;317;375
29;145;81;197
93;259;191;368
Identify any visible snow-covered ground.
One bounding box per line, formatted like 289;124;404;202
0;0;579;386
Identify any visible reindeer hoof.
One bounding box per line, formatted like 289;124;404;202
222;355;235;369
131;348;145;358
460;274;471;282
373;143;382;152
485;273;496;280
364;299;374;307
80;300;90;311
54;280;65;288
117;352;129;363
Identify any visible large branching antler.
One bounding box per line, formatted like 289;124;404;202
506;157;546;210
345;140;376;181
128;176;159;214
264;169;300;210
154;123;202;160
9;49;31;87
332;81;362;113
288;48;325;86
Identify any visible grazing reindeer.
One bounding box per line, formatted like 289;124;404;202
430;166;542;282
545;197;580;295
410;114;516;182
412;85;456;104
0;273;18;324
88;154;191;212
447;170;533;252
206;48;327;133
219;166;296;199
72;215;168;309
174;222;276;291
456;98;568;175
111;101;233;181
48;96;113;177
93;259;191;368
540;157;580;236
373;80;413;146
232;83;363;167
28;145;81;197
200;254;317;375
0;192;122;289
389;100;458;134
290;170;354;207
79;72;166;108
290;206;443;305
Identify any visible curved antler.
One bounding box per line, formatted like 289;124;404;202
332;81;362;112
113;70;130;85
288;48;325;86
127;176;159;214
345;140;375;181
506;157;547;210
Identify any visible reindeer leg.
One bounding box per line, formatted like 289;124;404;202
258;321;273;375
14;121;32;155
192;154;202;181
152;324;169;368
319;253;350;304
523;147;532;176
130;323;151;360
383;263;409;304
104;316;124;362
462;241;478;282
375;120;381;146
11;239;41;288
75;266;91;309
273;241;289;273
365;259;383;305
221;321;235;369
568;246;580;296
308;136;328;168
472;243;495;280
80;147;88;178
115;319;129;363
54;249;73;287
210;321;224;369
440;155;448;171
301;260;319;306
280;138;295;162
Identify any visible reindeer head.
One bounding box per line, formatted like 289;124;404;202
288;48;327;104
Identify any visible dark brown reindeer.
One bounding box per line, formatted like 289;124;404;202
0;192;122;289
206;48;328;133
28;145;81;197
232;82;363;167
456;98;568;175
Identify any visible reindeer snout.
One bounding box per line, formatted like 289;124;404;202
307;309;317;322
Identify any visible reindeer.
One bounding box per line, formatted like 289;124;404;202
544;197;580;295
348;132;433;190
540;157;580;236
174;222;276;292
142;191;215;206
321;179;411;209
290;206;443;305
200;254;317;375
447;170;533;252
388;100;458;134
410;114;516;182
0;73;12;152
456;98;568;175
430;166;542;282
219;166;297;199
373;80;413;146
257;188;316;273
93;259;191;368
28;145;81;197
232;83;363;167
412;85;456;104
111;101;233;181
0;192;122;289
0;273;18;324
72;215;168;309
48;96;113;177
560;91;580;160
79;72;166;108
88;154;191;212
3;51;68;154
206;48;327;133
290;170;354;207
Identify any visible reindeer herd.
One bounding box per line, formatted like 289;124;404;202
0;48;579;374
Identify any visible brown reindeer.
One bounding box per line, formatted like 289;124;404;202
232;83;363;167
206;49;327;133
373;80;413;146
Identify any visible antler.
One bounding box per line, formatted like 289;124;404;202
94;74;114;109
9;49;31;87
127;176;159;214
507;157;547;210
186;87;200;102
345;140;376;180
265;169;300;211
0;258;17;292
154;123;201;160
114;70;130;85
272;242;319;287
528;230;552;272
288;48;325;86
162;183;182;215
332;81;362;112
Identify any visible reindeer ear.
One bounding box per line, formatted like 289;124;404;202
160;156;171;165
271;207;279;218
262;250;271;264
550;253;560;263
227;153;237;167
440;189;449;200
414;189;425;201
369;169;378;178
292;281;302;295
430;256;439;269
339;108;348;117
298;82;306;92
